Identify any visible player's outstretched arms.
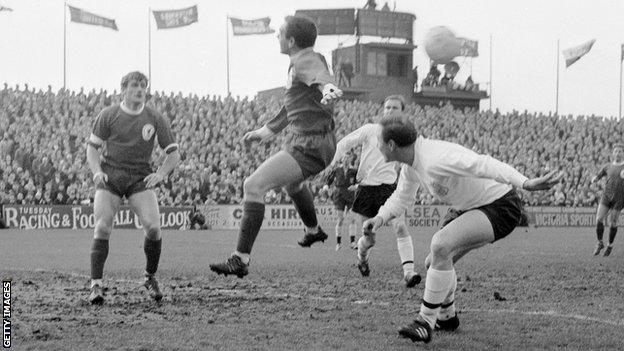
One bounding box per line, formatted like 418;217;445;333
320;83;343;104
362;216;384;234
522;170;564;191
241;125;275;145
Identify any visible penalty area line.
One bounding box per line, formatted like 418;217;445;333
463;308;624;327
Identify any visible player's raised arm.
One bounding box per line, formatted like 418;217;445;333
591;164;608;183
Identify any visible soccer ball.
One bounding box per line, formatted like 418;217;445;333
424;26;461;64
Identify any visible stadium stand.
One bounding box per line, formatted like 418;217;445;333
0;83;620;207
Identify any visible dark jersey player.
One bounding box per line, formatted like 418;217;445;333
86;71;180;304
209;15;342;278
326;157;358;251
591;143;624;257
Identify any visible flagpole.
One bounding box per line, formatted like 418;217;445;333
226;14;230;95
148;7;152;92
63;1;67;89
618;49;624;121
556;39;560;115
489;34;492;110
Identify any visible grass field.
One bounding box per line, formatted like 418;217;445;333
1;226;623;350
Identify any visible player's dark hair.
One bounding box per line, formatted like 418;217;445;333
284;16;317;49
380;115;417;147
121;71;148;89
384;95;406;111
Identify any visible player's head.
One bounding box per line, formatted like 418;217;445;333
279;16;317;54
613;143;624;162
378;115;417;162
383;95;406;117
120;71;148;105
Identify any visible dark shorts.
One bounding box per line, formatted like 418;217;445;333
285;132;336;178
332;189;355;211
441;189;523;241
600;192;624;211
97;163;151;198
352;183;397;218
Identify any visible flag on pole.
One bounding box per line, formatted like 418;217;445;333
68;5;118;31
229;17;274;36
621;43;624;62
0;5;12;11
152;5;198;29
457;37;479;57
562;39;596;67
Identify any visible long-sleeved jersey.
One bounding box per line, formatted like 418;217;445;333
332;123;397;185
377;137;528;221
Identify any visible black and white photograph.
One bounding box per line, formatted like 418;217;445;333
1;0;623;349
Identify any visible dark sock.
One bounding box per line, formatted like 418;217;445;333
236;201;265;254
609;227;617;245
289;186;318;228
90;239;109;280
144;237;162;275
596;221;604;241
337;236;342;244
350;236;355;243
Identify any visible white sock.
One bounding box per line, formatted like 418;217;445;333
438;269;457;320
396;236;415;277
91;279;103;288
419;268;454;328
335;222;342;242
234;251;250;264
357;235;374;262
348;222;357;240
306;226;318;235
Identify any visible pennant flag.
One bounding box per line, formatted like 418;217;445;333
457;37;478;57
152;5;198;30
562;39;596;68
229;17;274;36
621;43;624;62
68;5;118;31
0;5;12;12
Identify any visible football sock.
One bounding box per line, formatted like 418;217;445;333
235;201;265;255
357;234;375;262
419;268;455;328
596;221;604;241
439;269;458;320
289;186;318;229
608;227;617;245
90;238;109;280
397;236;415;276
234;251;250;264
348;222;356;243
90;279;103;289
335;222;343;243
144;237;162;275
337;235;342;244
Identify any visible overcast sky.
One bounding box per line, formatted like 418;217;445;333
2;0;624;117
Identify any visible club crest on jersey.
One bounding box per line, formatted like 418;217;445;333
431;182;449;197
142;124;155;141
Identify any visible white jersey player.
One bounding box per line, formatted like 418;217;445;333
363;116;562;344
331;95;420;287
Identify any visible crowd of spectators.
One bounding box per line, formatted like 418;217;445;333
1;82;620;208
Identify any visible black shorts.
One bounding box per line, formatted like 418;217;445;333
441;189;523;241
285;132;336;178
332;190;354;211
96;163;151;198
600;192;624;211
352;183;397;218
